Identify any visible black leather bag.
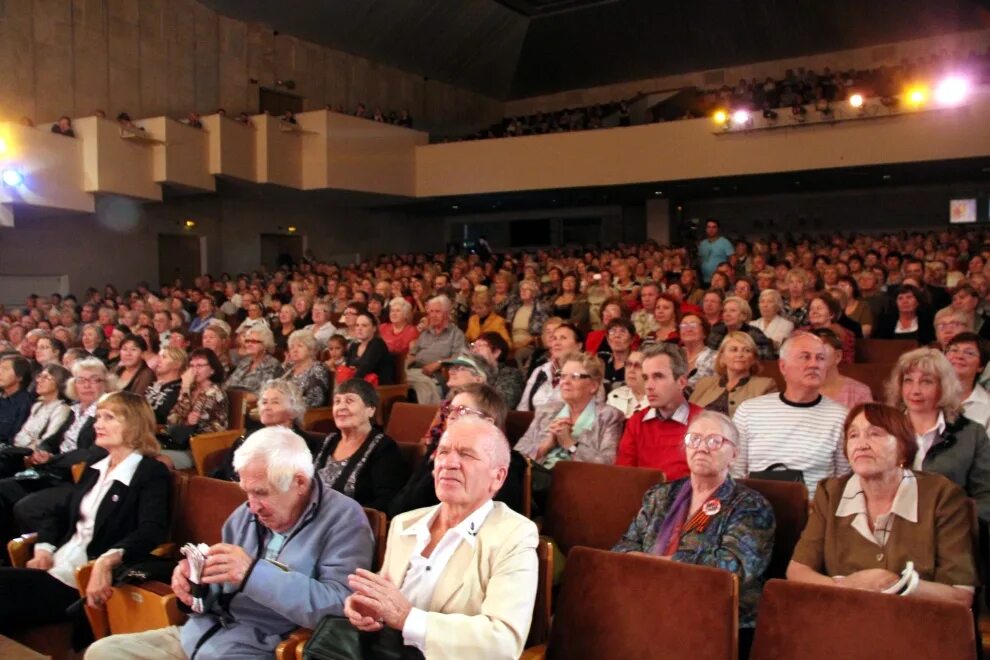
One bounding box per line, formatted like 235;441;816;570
303;616;422;660
748;462;805;484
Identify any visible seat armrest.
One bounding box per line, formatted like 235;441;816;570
76;561;111;640
275;628;312;660
8;532;39;567
520;644;547;660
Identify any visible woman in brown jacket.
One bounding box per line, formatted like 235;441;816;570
689;331;777;417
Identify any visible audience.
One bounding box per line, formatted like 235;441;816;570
0;392;169;647
282;329;332;407
162;348;228;470
811;328;873;409
616;343;701;477
615;411;775;653
515;351;624;467
690;332;778;417
406;296;465;405
788;403;975;606
345;311;395;385
379;298;418;355
86;427;374;658
885;347;990;521
944;332;990;428
518;322;584;412
731;333;850;495
345;417;537;659
225;326;284;395
606;349;649;417
313;379;408;510
0;355;34;445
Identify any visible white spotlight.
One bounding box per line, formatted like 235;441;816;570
1;169;23;187
934;76;970;106
731;109;750;126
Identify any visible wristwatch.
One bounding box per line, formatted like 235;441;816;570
566;443;578;454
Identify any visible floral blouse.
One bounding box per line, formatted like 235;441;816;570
167;382;229;434
282;361;331;408
224;354;284;394
613;477;775;628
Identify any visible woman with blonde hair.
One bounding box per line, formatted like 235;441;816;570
0;391;169;644
690;331;778;417
886;346;990;521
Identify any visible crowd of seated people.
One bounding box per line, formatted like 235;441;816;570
452;46;990;144
0;224;988;656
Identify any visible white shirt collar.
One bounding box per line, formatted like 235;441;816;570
400;499;494;549
88;451;143;487
642;400;691;423
965;384;990;407
835;470;918;545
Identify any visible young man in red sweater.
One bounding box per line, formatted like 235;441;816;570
616;343;701;479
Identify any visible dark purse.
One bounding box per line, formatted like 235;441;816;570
748;462;805;483
303;616;421;660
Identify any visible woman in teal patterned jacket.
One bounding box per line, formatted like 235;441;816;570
613;411;775;654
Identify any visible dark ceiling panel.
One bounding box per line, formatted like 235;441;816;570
510;0;988;98
198;0;987;102
199;0;529;99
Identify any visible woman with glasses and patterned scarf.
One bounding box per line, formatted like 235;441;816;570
614;411;775;658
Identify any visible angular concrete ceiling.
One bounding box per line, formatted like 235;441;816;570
200;0;989;101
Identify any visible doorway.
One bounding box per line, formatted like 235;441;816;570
260;234;304;269
158;234;203;288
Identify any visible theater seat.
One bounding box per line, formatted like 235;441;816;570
855;338;918;363
524;546;738;660
737;478;808;580
375;384;409;426
839;362;894;401
302;407;333;431
189;429;244;476
750;579;976;660
542;462;664;555
505;410;535;448
384;402;438;443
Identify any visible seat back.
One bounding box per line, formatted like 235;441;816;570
375;384;409;426
760;360;784;391
505;410;535;448
396;441;428;474
527;537;554;648
384;402;438;444
171;476;247;546
855;338;918;364
363;507;388;572
751;579;976;660
189;429;243;476
393;351;408;385
546;547;737;660
838;362;894;401
226;388;250;430
303;407;334;431
737;478;808;580
543;462;664;554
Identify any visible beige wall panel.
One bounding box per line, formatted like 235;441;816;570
72;0;110;118
107;0;141;117
165;0;196;116
192;2;219;113
0;0;37;121
137;0;168;116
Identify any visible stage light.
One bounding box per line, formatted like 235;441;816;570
849;94;864;108
731;109;751;126
287;226;297;233
183;219;196;229
0;139;7;154
934;76;969;106
905;86;927;108
712;110;728;125
1;169;23;187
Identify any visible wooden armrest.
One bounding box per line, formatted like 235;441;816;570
520;644;547;660
151;542;176;558
106;582;186;634
76;561;111;640
8;532;38;567
275;628;312;660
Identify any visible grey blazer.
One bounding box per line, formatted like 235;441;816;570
515;400;625;465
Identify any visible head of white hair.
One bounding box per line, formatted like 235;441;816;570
441;416;510;470
232;426;314;493
426;294;452;312
260;378;306;423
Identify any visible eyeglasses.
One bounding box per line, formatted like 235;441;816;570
936;321;965;330
625;360;643;369
189;362;211;369
607;327;630;335
683;432;735;450
447;404;494;424
679;322;700;329
75;376;105;385
559;372;592;382
946;346;980;359
35;373;54;381
469;341;490;350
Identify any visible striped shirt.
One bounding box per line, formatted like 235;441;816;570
731;393;850;496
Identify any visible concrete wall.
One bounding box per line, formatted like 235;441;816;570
505;29;990;116
0;186;443;295
0;0;503;135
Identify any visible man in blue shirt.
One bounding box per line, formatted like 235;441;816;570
698;219;735;286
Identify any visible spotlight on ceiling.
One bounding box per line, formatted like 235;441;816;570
1;169;24;187
731;109;751;127
934;76;970;106
712;110;728;126
905;85;927;108
849;94;864;109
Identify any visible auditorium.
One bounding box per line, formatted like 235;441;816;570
1;0;990;658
